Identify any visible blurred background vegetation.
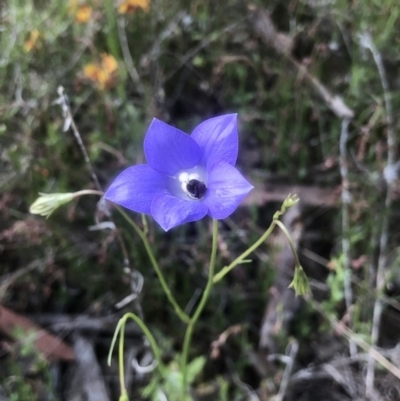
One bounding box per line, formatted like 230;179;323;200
1;0;400;400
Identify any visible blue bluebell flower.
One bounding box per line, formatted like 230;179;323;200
104;114;253;231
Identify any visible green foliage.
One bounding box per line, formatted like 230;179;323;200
2;329;55;401
323;256;346;316
142;356;206;401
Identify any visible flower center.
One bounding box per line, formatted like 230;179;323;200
177;170;207;200
186;179;207;199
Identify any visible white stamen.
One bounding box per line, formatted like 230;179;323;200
188;173;201;181
171;166;208;200
178;172;189;182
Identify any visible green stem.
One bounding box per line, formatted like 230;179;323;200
112;313;166;397
116;207;190;324
103;0;126;99
180;219;219;400
213;218;278;283
73;189;104;197
274;220;301;267
118;318;127;394
103;0;120;59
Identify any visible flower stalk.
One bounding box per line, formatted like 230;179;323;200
109;195;307;399
180;218;219;399
213;194;306;295
107;312;166;397
117;206;190;324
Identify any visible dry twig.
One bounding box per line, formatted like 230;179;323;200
339;117;357;357
54;86;130;269
273;339;299;401
309;297;400;381
69;335;110;401
359;32;397;397
0;257;49;299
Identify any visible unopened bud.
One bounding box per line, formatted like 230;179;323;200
29;192;75;217
283;193;299;209
289;266;310;297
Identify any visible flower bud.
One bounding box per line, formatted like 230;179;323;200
289;266;310;297
282;193;299;209
29;192;75;217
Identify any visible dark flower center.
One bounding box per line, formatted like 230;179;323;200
186;179;207;200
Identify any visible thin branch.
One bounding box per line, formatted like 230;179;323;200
359;32;396;397
0;257;50;298
308;296;400;381
339;117;357;357
55;86;102;192
226;357;260;401
249;6;354;119
274;340;299;401
55;86;130;270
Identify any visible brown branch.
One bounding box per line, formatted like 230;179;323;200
248;5;354;119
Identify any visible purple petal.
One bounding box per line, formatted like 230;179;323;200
150;194;208;231
144;119;201;176
191;114;238;168
104;164;168;214
203;162;253;219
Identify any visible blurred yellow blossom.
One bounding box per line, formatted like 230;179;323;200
75;5;92;23
24;29;40;52
69;0;92;23
118;0;150;14
83;53;118;90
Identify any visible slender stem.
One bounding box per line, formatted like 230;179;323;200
117;15;145;96
180;219;219;400
118;318;127;394
56;86;131;271
127;313;165;374
103;0;120;59
57;86;103;192
361;32;396;397
117;207;190;324
339;118;357;357
115;312;166;397
73;189;104;197
309;296;400;380
213;219;277;283
339;117;356;357
274;220;301;268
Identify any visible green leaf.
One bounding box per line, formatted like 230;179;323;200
164;371;183;400
152;388;168;401
186;356;206;384
142;376;160;398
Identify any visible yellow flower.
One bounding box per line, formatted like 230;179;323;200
24;29;40;52
83;53;118;90
68;0;92;23
101;53;118;74
75;5;92;23
118;0;150;14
